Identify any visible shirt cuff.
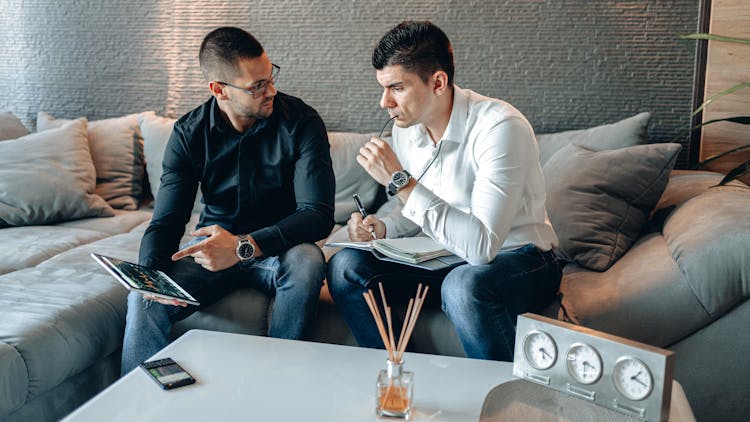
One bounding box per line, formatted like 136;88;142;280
249;226;283;258
401;183;433;228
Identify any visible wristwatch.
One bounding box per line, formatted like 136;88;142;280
236;234;255;262
387;170;412;196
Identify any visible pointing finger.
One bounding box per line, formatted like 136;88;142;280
172;242;203;261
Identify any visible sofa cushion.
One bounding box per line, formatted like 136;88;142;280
0;118;114;227
137;112;204;213
537;112;650;166
0;230;143;403
37;112;147;210
0;226;108;276
57;209;153;235
0;342;27;416
329;131;381;223
0;210;153;276
558;233;710;347
543;142;681;271
0;112;29;141
0;265;127;403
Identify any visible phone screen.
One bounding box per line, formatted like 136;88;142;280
150;363;191;384
141;359;196;389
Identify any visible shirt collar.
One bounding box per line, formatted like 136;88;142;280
410;84;469;147
209;96;273;137
441;85;469;144
209;97;226;134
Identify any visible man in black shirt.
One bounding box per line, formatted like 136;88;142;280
121;27;335;374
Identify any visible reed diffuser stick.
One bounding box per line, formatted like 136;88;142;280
363;292;394;362
364;282;429;361
397;286;429;359
395;298;414;355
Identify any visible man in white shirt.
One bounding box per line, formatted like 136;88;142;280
327;21;562;361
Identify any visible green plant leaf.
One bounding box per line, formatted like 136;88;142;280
678;33;750;46
692;83;750;117
673;116;750;150
699;116;750;127
718;160;750;186
696;144;750;169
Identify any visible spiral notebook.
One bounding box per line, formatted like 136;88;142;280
325;237;464;271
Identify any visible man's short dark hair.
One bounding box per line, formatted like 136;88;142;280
372;21;454;85
199;27;264;82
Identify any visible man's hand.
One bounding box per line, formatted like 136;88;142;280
171;225;242;272
348;212;386;241
357;137;404;186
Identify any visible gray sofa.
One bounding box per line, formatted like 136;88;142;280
1;111;748;422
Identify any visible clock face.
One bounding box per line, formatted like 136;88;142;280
393;171;409;187
238;242;254;259
522;330;557;370
565;343;603;385
612;356;653;401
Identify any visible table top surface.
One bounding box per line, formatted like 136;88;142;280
62;329;694;422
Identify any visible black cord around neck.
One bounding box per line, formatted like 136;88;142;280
415;140;443;182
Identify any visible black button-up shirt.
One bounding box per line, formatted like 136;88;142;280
139;93;335;272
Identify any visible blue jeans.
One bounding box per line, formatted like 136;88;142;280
326;243;561;361
121;242;325;375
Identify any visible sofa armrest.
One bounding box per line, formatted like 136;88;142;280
662;183;750;319
654;170;746;213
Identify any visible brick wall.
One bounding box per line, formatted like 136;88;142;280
0;0;701;166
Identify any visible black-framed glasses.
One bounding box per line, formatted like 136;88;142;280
217;63;280;99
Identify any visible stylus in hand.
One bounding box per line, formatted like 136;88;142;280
353;194;377;240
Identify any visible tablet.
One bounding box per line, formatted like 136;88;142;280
91;253;200;306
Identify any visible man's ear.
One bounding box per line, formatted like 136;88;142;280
432;70;450;96
209;81;228;100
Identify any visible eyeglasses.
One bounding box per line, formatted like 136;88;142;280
217;63;280;99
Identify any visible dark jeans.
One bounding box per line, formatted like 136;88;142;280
121;243;325;375
326;243;562;361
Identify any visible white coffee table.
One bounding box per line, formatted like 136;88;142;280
62;330;695;421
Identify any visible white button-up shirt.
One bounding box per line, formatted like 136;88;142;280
380;86;558;265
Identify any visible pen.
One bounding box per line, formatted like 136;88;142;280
353;194;377;239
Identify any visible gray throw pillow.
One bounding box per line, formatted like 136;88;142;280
0;118;114;226
543;142;681;271
138;112;204;213
537;112;650;166
37;111;147;210
0;112;29;141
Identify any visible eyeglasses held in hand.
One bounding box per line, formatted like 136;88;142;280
216;64;280;99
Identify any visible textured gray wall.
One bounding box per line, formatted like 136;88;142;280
0;0;700;165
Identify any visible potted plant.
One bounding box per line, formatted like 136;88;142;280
679;33;750;185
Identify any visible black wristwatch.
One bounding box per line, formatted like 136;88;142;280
387;170;412;196
236;234;255;262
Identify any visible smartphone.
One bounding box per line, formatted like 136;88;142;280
140;357;196;390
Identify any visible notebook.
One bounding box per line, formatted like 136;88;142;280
325;237;464;271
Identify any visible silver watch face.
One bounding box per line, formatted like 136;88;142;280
392;171;410;188
237;241;254;260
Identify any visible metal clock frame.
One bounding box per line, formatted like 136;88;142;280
513;313;675;421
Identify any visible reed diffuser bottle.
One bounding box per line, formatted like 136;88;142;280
364;283;428;420
376;359;414;418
